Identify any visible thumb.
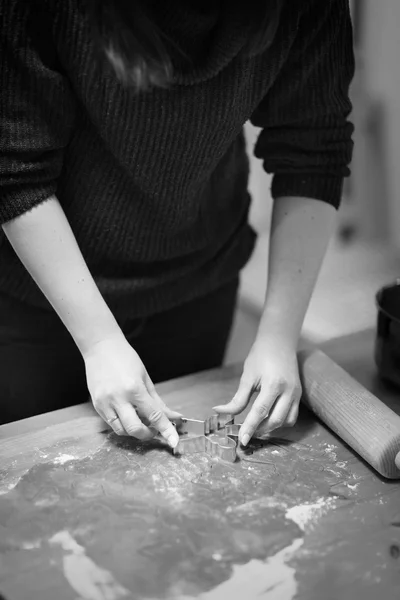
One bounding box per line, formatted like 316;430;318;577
213;377;253;415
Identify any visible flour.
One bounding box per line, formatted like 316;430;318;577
0;477;21;495
0;453;78;496
53;454;76;465
227;476;240;487
21;540;42;550
212;553;223;561
50;530;130;600
151;473;186;505
323;444;338;462
226;496;288;515
229;494;336;534
175;538;304;600
347;483;359;490
285;497;335;531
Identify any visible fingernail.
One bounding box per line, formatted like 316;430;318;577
167;432;179;449
241;433;250;447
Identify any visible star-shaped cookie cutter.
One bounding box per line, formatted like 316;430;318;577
173;414;245;462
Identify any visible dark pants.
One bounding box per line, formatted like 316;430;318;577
0;279;239;424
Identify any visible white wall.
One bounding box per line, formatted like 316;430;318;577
244;122;273;235
362;0;400;247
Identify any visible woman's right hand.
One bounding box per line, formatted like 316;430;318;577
82;333;182;448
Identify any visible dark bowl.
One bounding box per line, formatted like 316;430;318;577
375;279;400;388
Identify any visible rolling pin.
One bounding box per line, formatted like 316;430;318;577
297;348;400;479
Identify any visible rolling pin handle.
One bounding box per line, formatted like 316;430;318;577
298;348;400;479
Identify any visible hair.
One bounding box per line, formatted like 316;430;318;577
86;0;284;92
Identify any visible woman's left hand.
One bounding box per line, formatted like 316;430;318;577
213;335;302;446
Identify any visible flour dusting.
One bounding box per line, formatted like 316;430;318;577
21;540;42;550
53;454;76;465
175;538;304;600
50;530;130;600
151;473;186;505
212;553;223;561
347;483;359;490
323;444;338;461
285;497;335;531
226;496;287;515
0;477;21;495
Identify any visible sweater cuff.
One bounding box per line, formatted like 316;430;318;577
0;183;57;225
271;174;344;209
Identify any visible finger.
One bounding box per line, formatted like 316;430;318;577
239;383;282;445
101;410;126;436
149;392;183;422
284;401;300;428
145;374;183;421
212;378;254;415
164;407;185;421
110;418;126;436
253;394;293;438
134;385;179;449
116;403;156;441
93;401;126;435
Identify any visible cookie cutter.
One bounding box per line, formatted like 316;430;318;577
173;414;244;462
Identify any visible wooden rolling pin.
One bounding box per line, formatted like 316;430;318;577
297;348;400;479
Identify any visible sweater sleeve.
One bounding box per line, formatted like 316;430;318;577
250;0;355;209
0;0;76;225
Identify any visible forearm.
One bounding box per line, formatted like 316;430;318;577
2;196;123;355
257;196;337;345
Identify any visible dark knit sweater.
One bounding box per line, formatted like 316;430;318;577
0;0;354;318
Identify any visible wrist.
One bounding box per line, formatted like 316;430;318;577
73;311;125;358
81;331;128;363
256;311;301;350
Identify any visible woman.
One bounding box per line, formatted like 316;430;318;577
0;0;354;448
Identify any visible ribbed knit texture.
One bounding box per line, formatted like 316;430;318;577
0;0;354;318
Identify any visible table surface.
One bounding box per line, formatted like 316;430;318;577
1;329;400;600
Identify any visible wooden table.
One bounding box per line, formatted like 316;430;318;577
1;329;400;600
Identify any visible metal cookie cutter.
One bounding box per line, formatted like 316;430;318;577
173;414;242;462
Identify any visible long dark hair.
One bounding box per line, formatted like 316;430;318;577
86;0;284;92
